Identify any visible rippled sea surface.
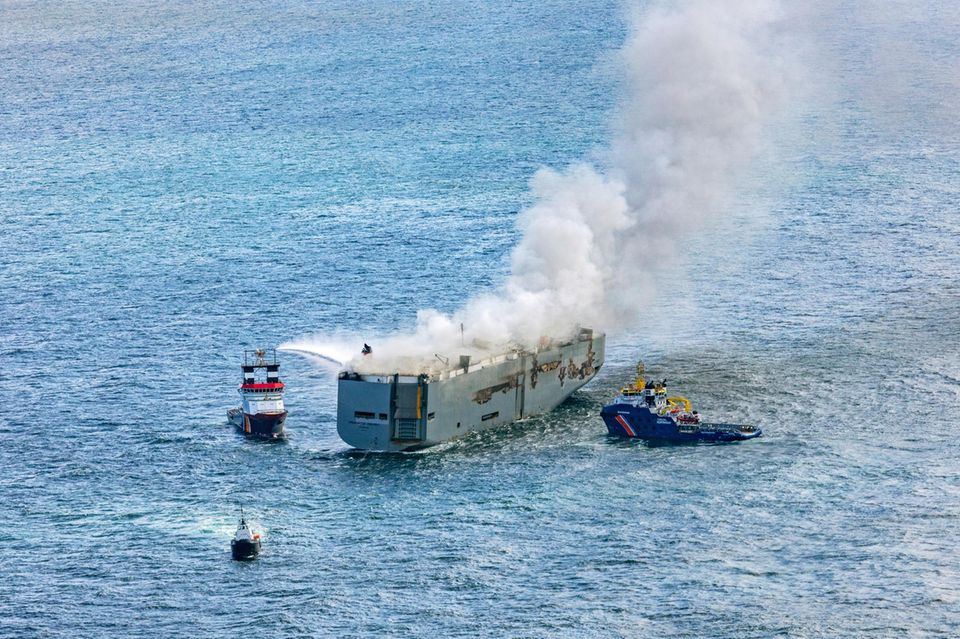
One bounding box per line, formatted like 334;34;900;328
2;1;959;637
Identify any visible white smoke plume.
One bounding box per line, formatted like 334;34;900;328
285;0;791;370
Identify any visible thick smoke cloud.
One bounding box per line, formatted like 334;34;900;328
286;0;790;370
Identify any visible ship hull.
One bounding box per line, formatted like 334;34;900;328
231;538;261;561
338;332;605;451
601;403;761;442
228;409;287;439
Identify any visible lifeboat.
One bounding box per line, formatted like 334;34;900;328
230;508;262;561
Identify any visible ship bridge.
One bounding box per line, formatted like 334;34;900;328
241;349;284;390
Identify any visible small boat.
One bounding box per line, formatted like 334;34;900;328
601;361;761;443
230;508;262;561
227;349;287;439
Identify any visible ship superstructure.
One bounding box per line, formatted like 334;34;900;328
337;328;604;451
227;349;287;439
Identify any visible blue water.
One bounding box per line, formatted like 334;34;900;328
2;1;959;637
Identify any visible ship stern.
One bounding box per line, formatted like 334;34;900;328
337;373;425;452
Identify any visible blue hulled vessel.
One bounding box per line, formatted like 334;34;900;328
601;362;761;443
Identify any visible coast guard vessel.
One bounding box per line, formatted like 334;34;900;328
601;361;761;443
337;328;604;451
227;349;287;439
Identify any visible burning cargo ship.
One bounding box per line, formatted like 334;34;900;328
337;328;604;451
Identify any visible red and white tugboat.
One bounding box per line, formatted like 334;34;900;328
227;349;287;439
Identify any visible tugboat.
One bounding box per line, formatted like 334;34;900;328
227;349;288;439
230;507;262;561
601;361;761;443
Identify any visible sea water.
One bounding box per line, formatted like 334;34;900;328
1;1;958;636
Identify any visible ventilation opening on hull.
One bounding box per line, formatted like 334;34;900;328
481;412;499;422
396;418;419;440
354;411;375;419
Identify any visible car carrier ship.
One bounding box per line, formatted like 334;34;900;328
337;328;604;451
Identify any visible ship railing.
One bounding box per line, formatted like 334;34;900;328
346;331;600;382
546;327;597;349
437;332;600;380
243;348;279;367
437;351;517;380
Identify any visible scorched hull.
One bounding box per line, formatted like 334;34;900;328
337;330;605;452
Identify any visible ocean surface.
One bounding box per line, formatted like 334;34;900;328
2;1;959;637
